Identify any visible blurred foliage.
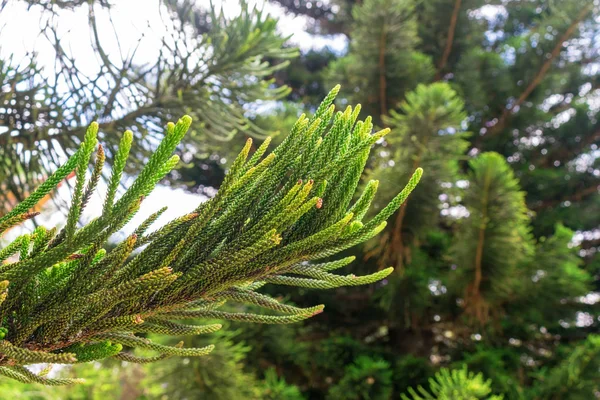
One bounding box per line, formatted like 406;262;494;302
449;152;535;326
327;356;393;400
528;335;600;400
142;328;263;399
402;366;503;400
326;0;434;120
260;367;306;400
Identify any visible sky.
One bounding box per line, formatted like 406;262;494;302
0;0;346;65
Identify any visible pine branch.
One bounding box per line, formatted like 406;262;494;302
451;152;533;325
0;86;422;385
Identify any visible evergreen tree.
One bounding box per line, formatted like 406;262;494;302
253;1;600;396
0;0;297;212
449;154;593;330
367;82;468;269
0;87;422;385
364;82;468;330
450;152;534;325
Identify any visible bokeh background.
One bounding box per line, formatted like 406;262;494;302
0;0;599;398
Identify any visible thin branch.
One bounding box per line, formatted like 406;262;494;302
378;25;388;116
465;167;492;324
581;237;600;250
476;4;592;146
434;0;462;81
536;128;600;168
531;184;599;210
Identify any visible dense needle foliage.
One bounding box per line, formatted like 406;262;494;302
0;86;422;385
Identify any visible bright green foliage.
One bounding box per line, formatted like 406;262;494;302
401;366;503;400
327;356;393;400
0;87;421;384
447;152;588;333
450;152;534;324
456;347;523;399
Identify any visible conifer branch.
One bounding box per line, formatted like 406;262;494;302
0;366;84;386
0;86;421;384
453;152;533;324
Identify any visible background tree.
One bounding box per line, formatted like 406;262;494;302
449;152;534;326
0;0;297;211
364;82;469;332
244;0;600;397
326;0;433;120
